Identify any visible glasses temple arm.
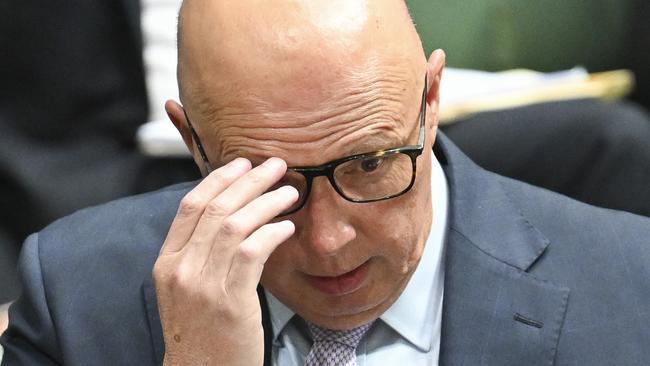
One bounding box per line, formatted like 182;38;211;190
183;110;215;173
417;74;428;147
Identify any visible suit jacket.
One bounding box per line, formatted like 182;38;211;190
3;0;650;308
2;133;649;365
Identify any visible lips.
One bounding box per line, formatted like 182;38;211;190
305;261;370;296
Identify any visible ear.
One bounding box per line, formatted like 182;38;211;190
425;49;446;122
165;100;210;176
165;100;194;153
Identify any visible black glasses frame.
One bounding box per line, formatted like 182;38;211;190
185;75;428;216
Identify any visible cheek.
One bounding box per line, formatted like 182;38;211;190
362;158;433;268
261;235;302;277
260;245;297;299
360;195;428;268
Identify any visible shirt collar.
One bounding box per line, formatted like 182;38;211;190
265;286;296;344
265;155;449;349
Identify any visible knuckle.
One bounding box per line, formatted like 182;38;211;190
208;169;231;183
246;169;266;185
216;301;238;321
203;199;231;218
166;270;184;288
178;194;203;216
153;258;178;282
152;262;166;282
220;217;245;238
163;262;194;291
235;243;260;264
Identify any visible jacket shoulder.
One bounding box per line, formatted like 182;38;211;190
31;181;195;314
38;181;195;264
501;174;650;251
4;182;195;364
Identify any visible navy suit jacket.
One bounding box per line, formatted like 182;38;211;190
2;134;649;365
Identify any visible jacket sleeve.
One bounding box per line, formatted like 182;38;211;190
0;234;61;365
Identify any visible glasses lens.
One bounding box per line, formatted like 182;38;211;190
333;152;414;201
268;170;308;215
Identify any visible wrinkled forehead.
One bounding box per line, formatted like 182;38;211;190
178;0;426;165
178;0;423;115
192;53;420;120
189;62;425;168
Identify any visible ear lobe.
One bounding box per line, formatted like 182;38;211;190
165;100;194;153
426;49;446;110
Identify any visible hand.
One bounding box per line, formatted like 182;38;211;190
153;157;298;366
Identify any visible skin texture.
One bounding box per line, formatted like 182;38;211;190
155;0;445;364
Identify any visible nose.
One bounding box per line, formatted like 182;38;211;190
293;177;356;257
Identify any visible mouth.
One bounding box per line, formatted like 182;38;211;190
304;260;370;296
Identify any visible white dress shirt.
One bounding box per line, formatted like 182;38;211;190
266;155;449;365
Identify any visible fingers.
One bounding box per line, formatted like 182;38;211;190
183;157;290;257
220;185;298;243
160;158;252;254
200;184;299;278
219;157;290;214
160;155;298;297
226;220;295;294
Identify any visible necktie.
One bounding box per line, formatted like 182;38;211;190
305;320;375;366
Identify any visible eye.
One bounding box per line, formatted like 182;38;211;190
360;157;383;172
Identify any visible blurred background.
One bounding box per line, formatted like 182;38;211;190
411;0;650;106
1;0;649;311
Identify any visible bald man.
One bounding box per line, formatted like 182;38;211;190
2;1;650;365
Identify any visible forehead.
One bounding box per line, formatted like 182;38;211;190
194;61;423;167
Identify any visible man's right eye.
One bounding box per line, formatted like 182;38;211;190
360;157;383;173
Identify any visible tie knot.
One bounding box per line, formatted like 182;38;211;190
308;321;375;349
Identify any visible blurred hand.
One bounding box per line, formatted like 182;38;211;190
153;157;298;366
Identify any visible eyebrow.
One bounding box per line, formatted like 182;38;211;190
340;133;402;157
233;132;400;169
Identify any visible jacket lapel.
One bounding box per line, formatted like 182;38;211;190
142;278;274;366
435;133;570;366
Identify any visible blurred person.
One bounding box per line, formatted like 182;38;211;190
2;1;650;365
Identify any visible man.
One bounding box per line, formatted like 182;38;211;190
4;0;650;316
2;1;650;365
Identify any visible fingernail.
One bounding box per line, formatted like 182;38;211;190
278;185;299;198
231;158;251;170
263;157;285;169
280;220;295;231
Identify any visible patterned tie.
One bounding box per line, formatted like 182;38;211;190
305;320;375;366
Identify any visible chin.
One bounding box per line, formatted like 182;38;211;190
292;275;407;330
301;298;388;330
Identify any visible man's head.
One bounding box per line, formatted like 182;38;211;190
166;0;445;330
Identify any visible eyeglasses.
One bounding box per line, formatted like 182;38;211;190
186;75;427;216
